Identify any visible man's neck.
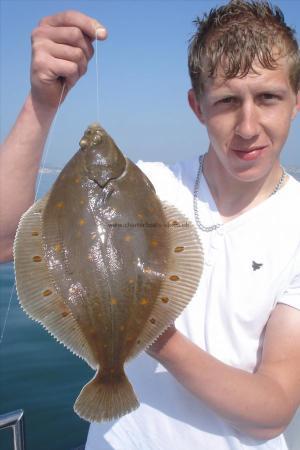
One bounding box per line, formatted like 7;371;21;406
203;150;285;222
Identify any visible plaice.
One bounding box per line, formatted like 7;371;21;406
13;123;204;422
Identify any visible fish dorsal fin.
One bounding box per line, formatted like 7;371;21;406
126;201;204;361
13;197;97;369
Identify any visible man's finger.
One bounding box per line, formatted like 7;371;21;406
39;10;107;41
32;25;95;61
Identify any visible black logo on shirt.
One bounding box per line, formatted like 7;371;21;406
252;261;263;271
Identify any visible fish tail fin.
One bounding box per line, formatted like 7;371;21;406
74;367;139;422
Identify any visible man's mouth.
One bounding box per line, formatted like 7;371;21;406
231;146;267;161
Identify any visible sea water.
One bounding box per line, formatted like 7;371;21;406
1;169;300;450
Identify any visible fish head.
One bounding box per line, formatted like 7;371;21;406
79;123;126;187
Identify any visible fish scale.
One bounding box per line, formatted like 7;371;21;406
14;123;204;422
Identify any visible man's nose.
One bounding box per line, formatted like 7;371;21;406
235;101;260;140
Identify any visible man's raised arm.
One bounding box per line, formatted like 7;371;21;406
0;11;107;262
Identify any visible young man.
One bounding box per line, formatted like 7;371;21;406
0;1;300;449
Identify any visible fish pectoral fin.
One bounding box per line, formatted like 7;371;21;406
74;367;139;422
13;198;97;369
126;202;204;360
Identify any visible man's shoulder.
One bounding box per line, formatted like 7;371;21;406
281;174;300;208
135;160;178;201
270;174;300;241
136;160;173;178
287;173;300;191
136;156;198;184
136;157;198;203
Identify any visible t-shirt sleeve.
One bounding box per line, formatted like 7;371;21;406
277;245;300;310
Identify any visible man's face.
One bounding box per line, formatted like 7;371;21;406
189;58;300;182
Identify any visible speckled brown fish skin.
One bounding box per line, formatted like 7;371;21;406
14;123;203;422
42;124;170;378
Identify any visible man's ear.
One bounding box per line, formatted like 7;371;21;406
188;89;206;124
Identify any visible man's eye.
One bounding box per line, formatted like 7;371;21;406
216;97;237;105
261;93;279;102
220;97;234;104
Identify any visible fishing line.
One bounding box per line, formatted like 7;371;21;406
0;82;66;346
95;27;101;123
35;82;66;199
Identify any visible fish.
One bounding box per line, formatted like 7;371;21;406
13;123;203;422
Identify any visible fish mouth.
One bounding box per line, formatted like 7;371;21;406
91;158;129;189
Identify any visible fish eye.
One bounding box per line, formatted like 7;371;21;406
79;128;104;150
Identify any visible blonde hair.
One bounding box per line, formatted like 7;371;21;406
188;0;300;97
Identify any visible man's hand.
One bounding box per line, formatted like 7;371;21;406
30;10;107;108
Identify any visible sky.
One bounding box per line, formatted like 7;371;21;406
1;0;300;168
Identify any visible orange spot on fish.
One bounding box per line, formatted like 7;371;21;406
124;234;133;242
140;298;149;305
174;246;184;253
31;231;39;236
120;325;125;331
137;213;144;219
111;298;118;305
56;201;64;209
151;239;158;247
126;336;134;342
110;368;115;374
75;176;81;184
79;218;86;226
169;275;180;281
32;256;42;262
161;297;169;303
128;278;134;284
42;289;52;297
80;199;85;205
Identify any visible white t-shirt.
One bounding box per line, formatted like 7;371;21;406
86;156;300;450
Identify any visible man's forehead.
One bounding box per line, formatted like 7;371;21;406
204;61;290;94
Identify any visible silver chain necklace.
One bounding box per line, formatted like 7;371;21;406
193;154;287;232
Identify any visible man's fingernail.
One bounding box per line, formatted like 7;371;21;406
96;27;107;38
94;22;106;38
